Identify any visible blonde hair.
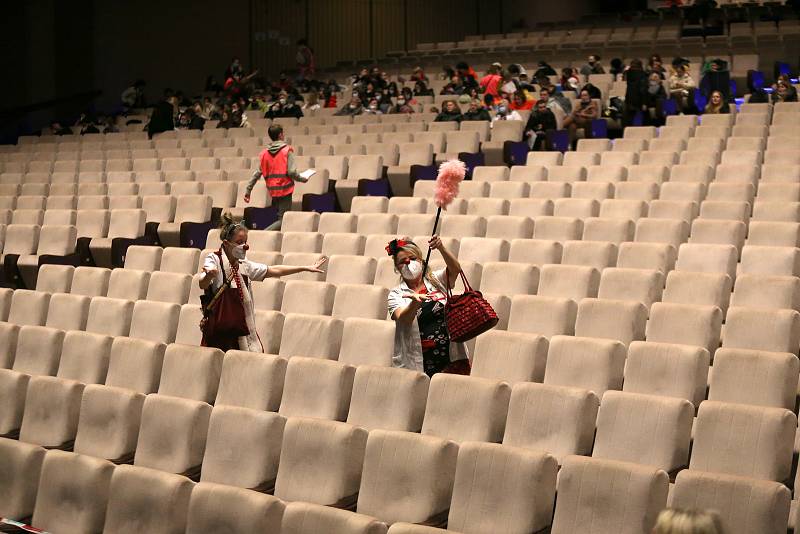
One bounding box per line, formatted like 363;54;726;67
219;212;247;242
652;509;724;534
391;238;445;291
704;91;724;114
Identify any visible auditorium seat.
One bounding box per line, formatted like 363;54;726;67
157;194;213;247
484;215;533;239
670;470;790;534
508;295;576;337
691;400;795;483
709;348;798;410
16;225;77;288
675;243;738;281
421;374;510;443
356;430;458;526
55;330;111;385
70;266;111;297
346;366;429;432
250;279;284;311
327;255;378;285
544;335;626;398
574;298;647;346
598;268;663;309
89;208;146;267
160;246;200;274
186;482;285;534
730;274;800;311
146;271;192;304
102;464;194;534
592;390;692;473
282;501;388;534
157;343;223;403
599;199;647;220
479;262;538;295
278;313;343;359
646;302;722;355
338;317;395;366
722;306;800;355
281;280;335;315
215;350;286;410
201;405;284;491
44;292;90;331
635;218;689;247
557;453;674;533
8;289;50;326
34;264;74;293
746;221;800;247
630;331;711;398
738;245;800;277
581;217;634;243
279;357;355;421
0;439;45;519
133;393;211;477
73;384;144;462
662;270;732;312
471;330;547;384
29;449;114;534
274;417;368;507
107;269;150;300
104;337;166;394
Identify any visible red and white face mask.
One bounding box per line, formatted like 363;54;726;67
227;242;249;260
400;259;424;280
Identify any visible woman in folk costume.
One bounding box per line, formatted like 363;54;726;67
386;236;468;376
199;213;326;351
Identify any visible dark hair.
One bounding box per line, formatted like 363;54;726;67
630;59;643;70
456;62;469;70
268;124;284;141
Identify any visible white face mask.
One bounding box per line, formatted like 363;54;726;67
227;242;247;260
400;259;424;280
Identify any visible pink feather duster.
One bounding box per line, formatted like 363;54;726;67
434;159;466;209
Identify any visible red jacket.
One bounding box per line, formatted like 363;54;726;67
260;145;294;198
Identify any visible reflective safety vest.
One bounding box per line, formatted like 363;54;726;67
260;145;294;198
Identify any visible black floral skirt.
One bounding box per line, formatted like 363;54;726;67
418;300;451;377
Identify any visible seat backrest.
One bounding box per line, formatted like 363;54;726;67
356;429;458;525
274;417;368;506
107;209;146;239
2;224;39;255
278;357;354;421
346;155;383;181
551;455;668;534
185;482;284;534
691;400;795;482
157;343;223;403
105;337;166;394
215;351;287;411
146;271;192;304
73;384;144;461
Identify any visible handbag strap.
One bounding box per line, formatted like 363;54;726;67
444;269;472;299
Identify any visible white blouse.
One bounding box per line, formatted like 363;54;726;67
387;268;468;372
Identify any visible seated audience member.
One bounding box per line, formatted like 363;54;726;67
651;509;724;534
700;58;731;101
645;72;668;125
537;87;564;117
525;98;557;151
582;82;602;100
335;96;365;116
704;90;730;114
462;99;491;121
49;121;73;136
390;94;415;114
456;62;479;88
580;55;605;77
480;64;503;100
121;79;146;109
203;97;218;120
563;89;599;144
669;62;696;113
648;54;667;79
745;70;769;103
413;80;434;96
265;94;303;119
186;105;206;130
510;91;533;111
147;90;177;138
303;92;321;111
518;72;536;92
533;60;556;86
217;109;235;129
440;75;466;95
609;58;625;80
560;67;579;89
434;100;463;122
411;66;429;84
492;99;523;123
364;97;383;115
773;75;799;103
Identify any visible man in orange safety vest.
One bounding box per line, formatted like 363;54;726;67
245;124;304;230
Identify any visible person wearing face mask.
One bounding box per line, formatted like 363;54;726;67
390;95;415;114
199;213;327;352
462;99;491;121
386;237;467;376
335;95;364;116
492;99;523;124
364;98;383;115
645;72;667;126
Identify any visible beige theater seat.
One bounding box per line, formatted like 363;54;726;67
730;274;800;311
157;194;212;247
280;280;335;315
708;348;799;410
282;501;387;534
278;313;343;359
544;335;626;399
346;366;428;432
18;375;84;449
105;337;166;394
662;270;732;313
157;344;223;403
332;284;389;321
0;439;46;520
16;225;77;289
598;268;662;309
574;298;647;346
35;264;74;293
73;384;144;462
89;208;146;268
30;450;114;534
421;374;510;444
623;341;710;407
356;430;458;526
646;302;722;356
338;317;394;367
186;482;285;534
102;464;194;534
274;417;367;507
739;245;800;277
722;306;800;355
133;394;211;477
44;293;91;331
146;271;192;304
7;289;50;327
70;266;111;297
279;357;355;420
201;405;284;491
691;400;795;483
56;330;111;385
671;470;790;534
107;269;150;300
215;351;286;411
550;455;668;534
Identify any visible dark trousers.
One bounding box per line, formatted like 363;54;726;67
266;195;293;231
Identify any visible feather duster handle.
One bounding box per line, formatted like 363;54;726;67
434;159;467;209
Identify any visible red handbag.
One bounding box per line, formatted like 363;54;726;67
444;271;499;343
200;252;250;339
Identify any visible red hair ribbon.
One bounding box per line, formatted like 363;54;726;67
385;239;408;256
